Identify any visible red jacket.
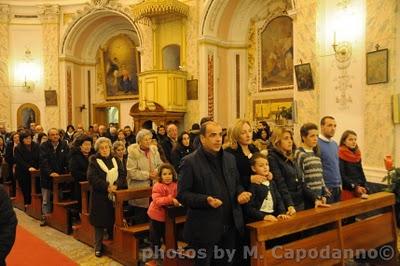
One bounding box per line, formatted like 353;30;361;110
147;181;177;222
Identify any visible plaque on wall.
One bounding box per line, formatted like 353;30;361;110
187;79;198;100
45;90;58;106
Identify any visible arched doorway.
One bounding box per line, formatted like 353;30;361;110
17;103;41;129
60;7;143;128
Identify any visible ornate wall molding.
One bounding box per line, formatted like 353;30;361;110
207;53;214;119
0;4;10;24
38;4;60;24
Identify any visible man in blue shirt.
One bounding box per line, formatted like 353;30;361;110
318;116;341;203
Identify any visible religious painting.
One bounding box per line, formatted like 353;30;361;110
187;79;198;100
45;90;57;106
101;34;139;100
259;16;293;91
253;98;293;126
17;103;40;129
366;48;388;85
294;63;314;91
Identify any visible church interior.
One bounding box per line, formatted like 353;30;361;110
1;0;400;265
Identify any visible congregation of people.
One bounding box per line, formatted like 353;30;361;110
0;115;370;266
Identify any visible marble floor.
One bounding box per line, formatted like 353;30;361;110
14;208;122;266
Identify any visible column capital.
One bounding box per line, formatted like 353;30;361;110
38;5;60;24
0;5;10;24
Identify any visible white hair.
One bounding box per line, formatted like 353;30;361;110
94;137;112;151
136;129;152;144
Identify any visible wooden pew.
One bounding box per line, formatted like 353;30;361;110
247;192;398;266
105;187;153;266
45;173;78;234
26;169;42;220
13;178;25;211
162;206;193;266
72;181;94;246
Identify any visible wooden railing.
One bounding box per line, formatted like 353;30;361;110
247;192;398;266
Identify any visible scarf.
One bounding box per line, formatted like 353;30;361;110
97;157;118;201
338;146;361;163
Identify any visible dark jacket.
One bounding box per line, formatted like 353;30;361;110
339;159;367;191
171;145;193;173
178;147;245;245
0;184;17;261
14;142;40;183
69;147;94;205
268;148;304;210
87;154;127;228
244;180;286;222
161;137;175;163
39;140;70;189
225;144;259;189
4;142;16;181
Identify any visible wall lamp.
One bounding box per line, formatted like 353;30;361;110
15;48;40;90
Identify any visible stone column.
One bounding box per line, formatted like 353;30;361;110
39;5;60;129
0;5;11;129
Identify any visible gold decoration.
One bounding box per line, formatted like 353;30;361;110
130;0;189;21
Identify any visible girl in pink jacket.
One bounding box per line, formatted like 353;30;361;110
147;163;180;258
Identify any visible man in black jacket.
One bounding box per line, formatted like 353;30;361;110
0;184;17;266
178;121;251;266
39;128;70;226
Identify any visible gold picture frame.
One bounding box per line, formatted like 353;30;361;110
366;48;388;85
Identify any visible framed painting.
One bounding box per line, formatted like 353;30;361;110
45;90;57;106
259;16;293;91
294;63;314;91
253;98;293;124
187;79;198;100
366;48;388;85
101;34;139;100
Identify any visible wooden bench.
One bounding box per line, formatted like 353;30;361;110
247;192;398;266
26;169;42;220
72;181;94;246
162;205;192;266
104;187;153;266
45;173;78;234
13;176;25;211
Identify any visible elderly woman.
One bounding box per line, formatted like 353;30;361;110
127;129;162;224
14;130;40;207
87;137;127;257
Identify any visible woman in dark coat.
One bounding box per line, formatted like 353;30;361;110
339;130;368;200
69;135;94;213
268;128;304;215
225;119;263;190
14;130;40;206
170;131;194;173
87;137;127;257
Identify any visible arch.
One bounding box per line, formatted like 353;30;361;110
17;103;41;129
162;44;180;70
61;8;143;59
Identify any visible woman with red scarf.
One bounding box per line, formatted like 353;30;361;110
339;130;368;200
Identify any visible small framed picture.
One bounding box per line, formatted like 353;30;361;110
294;63;314;91
366;48;388;85
45;90;58;106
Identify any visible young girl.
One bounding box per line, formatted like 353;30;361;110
147;163;180;257
244;153;289;222
339;130;368;200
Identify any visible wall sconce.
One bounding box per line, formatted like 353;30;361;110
332;33;352;63
14;48;40;90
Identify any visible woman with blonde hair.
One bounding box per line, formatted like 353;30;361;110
268;127;304;215
225;119;267;190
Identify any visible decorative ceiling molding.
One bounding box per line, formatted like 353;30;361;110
130;0;189;22
38;4;60;23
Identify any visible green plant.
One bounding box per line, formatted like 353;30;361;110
382;167;400;200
